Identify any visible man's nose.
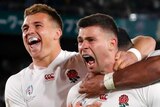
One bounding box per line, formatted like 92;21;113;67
81;41;89;49
26;27;35;35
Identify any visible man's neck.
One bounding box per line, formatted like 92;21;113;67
32;49;61;67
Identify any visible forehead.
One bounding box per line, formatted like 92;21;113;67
23;13;51;25
78;26;107;38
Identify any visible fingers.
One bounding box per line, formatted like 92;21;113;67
79;81;86;94
79;73;95;94
79;82;94;97
85;92;96;98
79;83;96;97
79;73;106;98
114;59;123;71
114;51;139;71
114;51;127;71
117;61;127;70
115;51;121;61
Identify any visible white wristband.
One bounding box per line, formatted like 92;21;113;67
127;48;142;61
104;72;115;90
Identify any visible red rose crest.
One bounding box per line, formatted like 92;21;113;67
119;94;129;107
67;69;80;83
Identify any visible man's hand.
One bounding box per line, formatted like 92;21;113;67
79;51;139;97
113;51;138;71
79;73;106;98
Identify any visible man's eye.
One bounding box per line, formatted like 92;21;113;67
78;40;83;43
22;27;28;32
88;39;94;42
77;38;83;43
35;25;41;28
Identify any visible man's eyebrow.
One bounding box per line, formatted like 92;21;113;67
77;36;81;39
21;21;42;30
77;36;83;41
34;21;42;24
21;24;28;30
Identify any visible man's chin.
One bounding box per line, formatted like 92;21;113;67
88;69;101;74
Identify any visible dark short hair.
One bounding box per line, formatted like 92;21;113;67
118;27;133;50
24;4;63;30
77;13;118;36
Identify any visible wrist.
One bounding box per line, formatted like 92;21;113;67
104;72;115;90
127;48;142;61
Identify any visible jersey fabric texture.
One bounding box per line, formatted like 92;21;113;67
5;50;87;107
67;50;160;107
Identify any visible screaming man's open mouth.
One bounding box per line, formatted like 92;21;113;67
82;54;95;64
28;37;41;45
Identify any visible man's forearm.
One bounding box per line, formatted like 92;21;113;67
113;56;160;89
131;36;156;59
79;55;160;96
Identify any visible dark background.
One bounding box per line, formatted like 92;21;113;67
1;0;160;106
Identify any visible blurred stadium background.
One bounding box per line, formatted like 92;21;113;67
0;0;160;106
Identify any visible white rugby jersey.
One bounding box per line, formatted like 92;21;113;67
5;50;87;107
67;78;160;107
67;50;160;107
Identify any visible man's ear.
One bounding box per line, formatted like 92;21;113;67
109;37;118;50
54;28;62;40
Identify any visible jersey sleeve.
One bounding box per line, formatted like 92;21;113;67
148;50;160;57
66;81;81;107
5;73;27;107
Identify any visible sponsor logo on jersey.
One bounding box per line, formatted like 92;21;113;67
44;73;54;81
119;94;129;107
66;69;80;83
99;94;108;101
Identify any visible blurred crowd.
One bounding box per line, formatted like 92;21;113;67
0;0;160;18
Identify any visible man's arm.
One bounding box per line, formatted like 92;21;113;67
5;75;26;107
131;35;156;59
114;35;156;70
114;53;160;89
79;36;156;97
79;55;160;97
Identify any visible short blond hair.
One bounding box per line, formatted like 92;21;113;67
24;4;63;29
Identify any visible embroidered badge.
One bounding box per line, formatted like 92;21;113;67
66;69;80;83
44;73;54;81
119;94;129;107
26;85;33;95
